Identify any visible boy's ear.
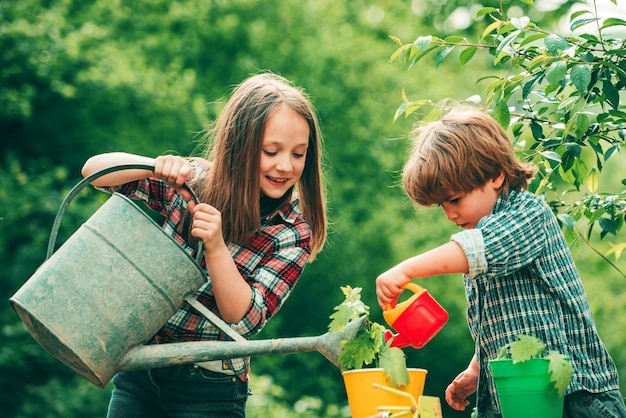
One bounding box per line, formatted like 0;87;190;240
494;172;505;189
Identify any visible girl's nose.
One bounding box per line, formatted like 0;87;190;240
275;155;292;172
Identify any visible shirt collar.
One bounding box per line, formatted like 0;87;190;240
492;189;517;214
264;198;301;225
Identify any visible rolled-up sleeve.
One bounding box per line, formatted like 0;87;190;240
232;220;311;337
451;229;488;279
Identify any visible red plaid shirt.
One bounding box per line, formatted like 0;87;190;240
101;164;312;381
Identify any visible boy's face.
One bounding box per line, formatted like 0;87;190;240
440;173;504;229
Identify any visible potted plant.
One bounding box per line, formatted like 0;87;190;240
328;285;428;418
489;334;573;418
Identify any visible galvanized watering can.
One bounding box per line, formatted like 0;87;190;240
9;164;364;388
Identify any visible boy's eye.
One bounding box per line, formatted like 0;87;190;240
446;195;462;205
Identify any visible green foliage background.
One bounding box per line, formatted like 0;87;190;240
1;0;624;417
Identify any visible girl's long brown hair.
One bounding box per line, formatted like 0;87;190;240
197;73;327;260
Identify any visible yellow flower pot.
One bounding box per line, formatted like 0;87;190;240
342;368;428;418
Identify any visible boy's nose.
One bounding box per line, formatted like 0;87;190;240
442;205;457;221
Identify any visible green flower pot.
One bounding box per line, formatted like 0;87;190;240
489;358;564;418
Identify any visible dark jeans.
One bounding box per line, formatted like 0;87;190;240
563;390;626;418
106;365;249;418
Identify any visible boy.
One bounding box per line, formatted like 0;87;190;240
375;106;625;417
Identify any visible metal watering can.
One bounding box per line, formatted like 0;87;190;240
9;164;365;388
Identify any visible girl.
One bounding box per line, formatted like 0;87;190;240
82;73;327;418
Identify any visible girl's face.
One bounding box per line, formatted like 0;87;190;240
259;103;309;199
440;173;504;229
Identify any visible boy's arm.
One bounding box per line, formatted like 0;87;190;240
376;241;468;309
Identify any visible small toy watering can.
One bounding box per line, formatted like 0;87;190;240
382;282;448;349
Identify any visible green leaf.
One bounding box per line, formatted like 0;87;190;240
338;329;377;370
509;335;546;363
570;17;598;31
599;217;617;236
495;29;520;63
530;121;544;139
546;61;567;86
519;32;547;48
459;46;477;66
328;286;368;332
369;322;386;354
413;35;432;53
389;35;402;46
378;344;409;387
606;243;626;260
570;64;591;95
492;100;510;129
435;44;456;68
511;16;530;30
545;351;573;397
544;34;568;55
444;35;465;43
393;99;431;121
571;158;588;189
570;10;592;21
603;80;620;109
540;151;562;163
573;112;589;140
585;167;599;193
520;0;534;6
476;7;499;18
601;17;626;30
481;20;504;41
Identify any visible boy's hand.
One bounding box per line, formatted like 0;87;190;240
375;267;411;310
445;367;478;411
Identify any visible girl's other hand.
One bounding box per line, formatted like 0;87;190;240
191;203;225;253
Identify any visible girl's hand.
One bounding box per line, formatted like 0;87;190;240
153;155;192;189
444;367;479;411
191;203;225;254
375;267;411;310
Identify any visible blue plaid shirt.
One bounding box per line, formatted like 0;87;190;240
101;162;312;381
451;190;620;414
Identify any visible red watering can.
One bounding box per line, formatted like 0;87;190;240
383;282;449;349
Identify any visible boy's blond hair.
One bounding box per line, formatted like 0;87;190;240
403;106;537;206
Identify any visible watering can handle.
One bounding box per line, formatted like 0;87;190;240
384;282;426;311
46;164;203;263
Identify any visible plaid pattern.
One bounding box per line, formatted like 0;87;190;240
102;163;311;381
451;190;619;414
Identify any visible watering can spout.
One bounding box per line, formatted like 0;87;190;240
383;329;411;349
118;315;368;373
